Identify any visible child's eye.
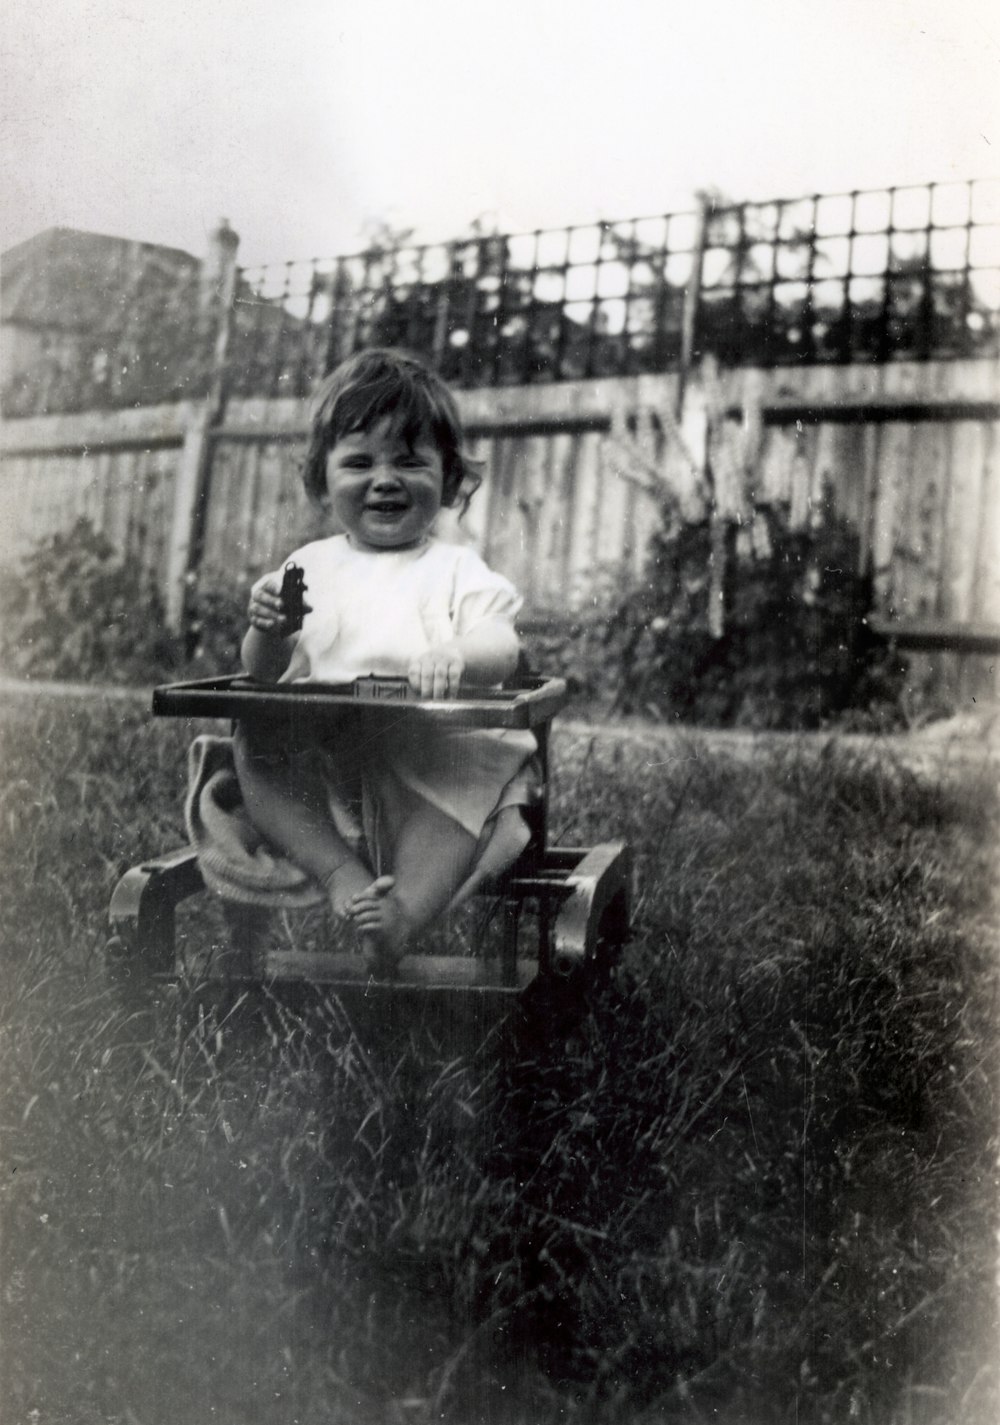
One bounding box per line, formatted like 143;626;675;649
340;455;372;470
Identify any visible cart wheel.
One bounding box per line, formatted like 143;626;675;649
103;933;134;988
103;930;175;1024
591;887;630;986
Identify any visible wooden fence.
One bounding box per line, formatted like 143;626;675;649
3;358;999;694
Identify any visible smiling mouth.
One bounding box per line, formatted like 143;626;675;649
366;500;409;514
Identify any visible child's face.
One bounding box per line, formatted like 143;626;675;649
324;417;445;551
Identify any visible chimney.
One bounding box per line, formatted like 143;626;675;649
199;218;240;311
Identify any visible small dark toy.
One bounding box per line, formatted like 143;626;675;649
280;561;307;632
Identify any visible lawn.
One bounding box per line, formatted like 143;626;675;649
1;693;998;1425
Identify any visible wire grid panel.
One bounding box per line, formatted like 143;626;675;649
229;180;1000;396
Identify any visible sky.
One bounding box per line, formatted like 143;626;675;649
2;0;998;270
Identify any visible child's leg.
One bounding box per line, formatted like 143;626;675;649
443;805;531;913
347;800;477;967
233;724;378;922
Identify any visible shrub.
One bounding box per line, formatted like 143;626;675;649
0;518;182;683
527;492;907;729
0;518;248;685
181;580;248;674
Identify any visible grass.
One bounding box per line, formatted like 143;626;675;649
1;694;998;1424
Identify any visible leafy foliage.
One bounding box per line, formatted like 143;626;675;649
0;518;247;684
528;493;907;729
0;518;180;683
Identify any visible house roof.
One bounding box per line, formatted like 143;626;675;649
1;227;200;331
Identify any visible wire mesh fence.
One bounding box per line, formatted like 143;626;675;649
5;178;999;415
228;178;1000;399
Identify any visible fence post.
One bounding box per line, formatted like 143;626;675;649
165;219;239;633
677;193;709;416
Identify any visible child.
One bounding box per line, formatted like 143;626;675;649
234;348;536;972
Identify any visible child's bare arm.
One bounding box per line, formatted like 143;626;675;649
409;618;520;699
241;575;301;681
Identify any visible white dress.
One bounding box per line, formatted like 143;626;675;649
265;536;538;866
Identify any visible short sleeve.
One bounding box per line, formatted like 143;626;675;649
449;547;523;637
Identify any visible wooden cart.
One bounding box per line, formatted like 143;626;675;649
107;675;631;1026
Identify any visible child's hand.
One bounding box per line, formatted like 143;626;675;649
408;644;466;699
248;576;310;635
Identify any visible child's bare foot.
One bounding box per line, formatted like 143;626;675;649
321;858;376;934
346;875;412;975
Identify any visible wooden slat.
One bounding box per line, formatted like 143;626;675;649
631;482;659;580
857;422;880;575
489;433;528;590
251;439;288;571
481;433;513;576
940;421;986;622
763;399;1000;425
827;422;868;533
594;436;630;571
531;434;563;606
868;423;905;607
896;422;950;619
970;422;1000;623
557;430;582;596
788;423;814;529
539;430;576;603
622;455;638;577
810;421;839;508
567;432;602;595
259;949;535;991
148;458;174;592
124;450;147;561
757;425;796;507
868;617;1000;655
514;429;552;605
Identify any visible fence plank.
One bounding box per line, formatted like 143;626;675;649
754;426;783;508
886;422;917;604
567;433;602;600
595;442;630;572
482;434;521;587
897;422;950;620
457;433;489;551
550;429;581;602
515;430;552;606
788;425;813;529
254;440;294;572
970;423;1000;623
940;422;986;622
536;437;566;605
124;451;145;560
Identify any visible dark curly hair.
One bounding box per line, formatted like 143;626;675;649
301;348;482;511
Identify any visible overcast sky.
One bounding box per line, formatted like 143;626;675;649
2;0;998;269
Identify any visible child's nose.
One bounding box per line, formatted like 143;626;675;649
372;468;402;488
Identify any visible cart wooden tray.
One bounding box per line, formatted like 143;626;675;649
152;673;569;730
